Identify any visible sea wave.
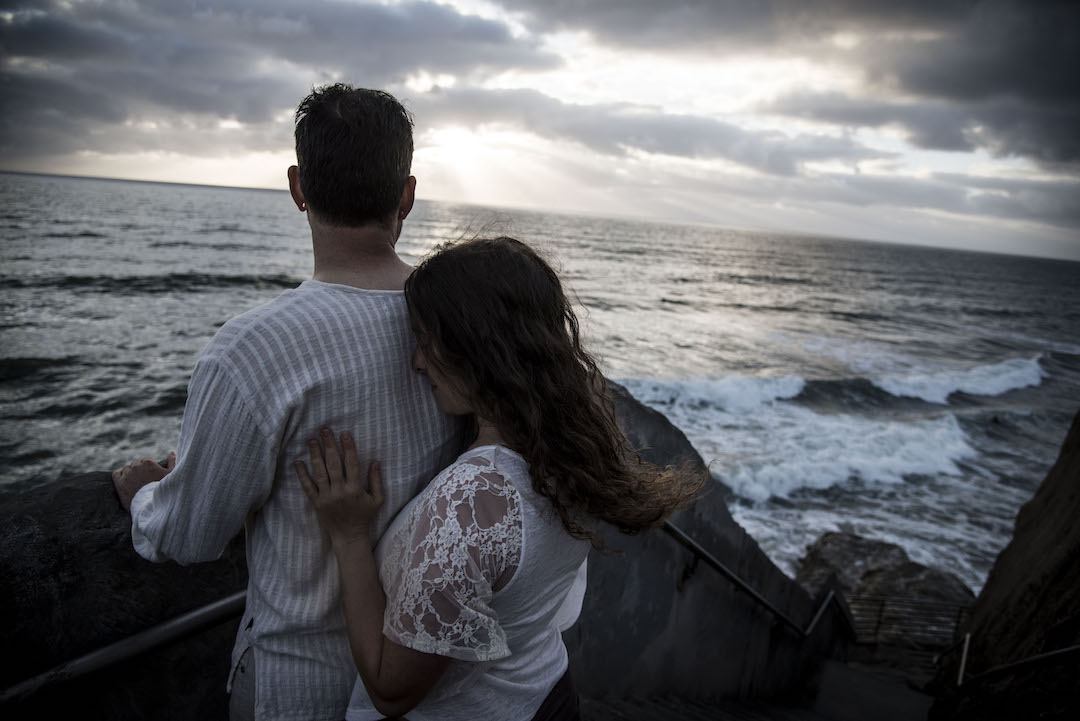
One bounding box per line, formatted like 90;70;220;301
194;224;261;235
959;325;1080;356
873;356;1045;404
0;355;82;382
720;410;977;501
619;375;979;502
2;272;300;294
620;374;804;414
148;241;263;251
42;230;107;239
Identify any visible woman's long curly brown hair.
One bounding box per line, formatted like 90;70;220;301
405;237;704;545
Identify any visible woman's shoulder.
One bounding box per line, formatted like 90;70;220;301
432;446;524;490
416;447;524;527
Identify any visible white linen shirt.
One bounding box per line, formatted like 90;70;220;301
130;280;462;721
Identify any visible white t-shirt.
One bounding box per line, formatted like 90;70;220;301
346;445;591;721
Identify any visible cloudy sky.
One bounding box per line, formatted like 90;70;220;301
2;0;1078;259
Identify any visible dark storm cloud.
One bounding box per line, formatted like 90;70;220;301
639;163;1080;231
0;0;557;157
766;93;975;152
495;0;975;51
496;0;1080;167
410;87;888;175
497;0;779;49
817;173;1080;228
764;92;1080;167
933;173;1080;227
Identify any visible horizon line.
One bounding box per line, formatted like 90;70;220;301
2;169;1074;264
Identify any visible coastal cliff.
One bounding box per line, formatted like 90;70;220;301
0;382;847;718
930;409;1080;720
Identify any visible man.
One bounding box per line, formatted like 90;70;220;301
113;85;462;721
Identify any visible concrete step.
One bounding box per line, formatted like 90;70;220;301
809;660;933;721
579;660;935;721
579;695;836;721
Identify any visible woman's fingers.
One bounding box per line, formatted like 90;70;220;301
319;427;343;484
295;459;317;500
367;461;384;508
306;438;329;488
340;432;362;484
298;427;382;511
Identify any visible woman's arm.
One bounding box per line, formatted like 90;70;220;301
296;429;451;718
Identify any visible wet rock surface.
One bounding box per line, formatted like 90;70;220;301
0;471;247;719
796;531;974;606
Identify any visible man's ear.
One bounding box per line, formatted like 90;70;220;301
398;176;417;220
287;165;307;211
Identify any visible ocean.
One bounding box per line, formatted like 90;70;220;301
3;172;1079;592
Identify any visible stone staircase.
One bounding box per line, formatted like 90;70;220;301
579;660;935;721
580;695;835;720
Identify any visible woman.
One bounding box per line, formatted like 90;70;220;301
295;237;701;720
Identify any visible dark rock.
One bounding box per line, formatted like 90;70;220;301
0;472;247;719
931;409;1080;720
796;532;911;598
795;531;974;606
795;530;974;686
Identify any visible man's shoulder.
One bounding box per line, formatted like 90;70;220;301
208;282;407;354
215;284;304;333
202;287;301;357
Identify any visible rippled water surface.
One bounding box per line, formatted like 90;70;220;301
3;172;1079;591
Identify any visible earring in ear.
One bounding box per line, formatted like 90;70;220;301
300;202;307;211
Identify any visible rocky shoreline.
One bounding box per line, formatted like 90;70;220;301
796;531;974;606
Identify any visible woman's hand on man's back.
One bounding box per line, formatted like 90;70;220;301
295;428;384;548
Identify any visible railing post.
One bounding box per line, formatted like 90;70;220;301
957;633;971;687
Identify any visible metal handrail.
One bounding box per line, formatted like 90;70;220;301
936;633;1080;687
963;643;1080;685
662;521;850;638
1;591;246;704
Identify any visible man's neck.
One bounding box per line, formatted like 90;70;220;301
310;222;412;291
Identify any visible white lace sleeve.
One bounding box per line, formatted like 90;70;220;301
382;457;523;662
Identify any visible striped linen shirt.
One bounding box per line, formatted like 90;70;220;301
130;279;463;721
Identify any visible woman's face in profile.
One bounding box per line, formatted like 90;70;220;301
410;328;473;417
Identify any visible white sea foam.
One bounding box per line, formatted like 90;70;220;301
619;376;979;502
873;356;1045;404
621;374;804;414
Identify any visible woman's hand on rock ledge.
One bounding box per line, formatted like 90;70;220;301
113;451;175;512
